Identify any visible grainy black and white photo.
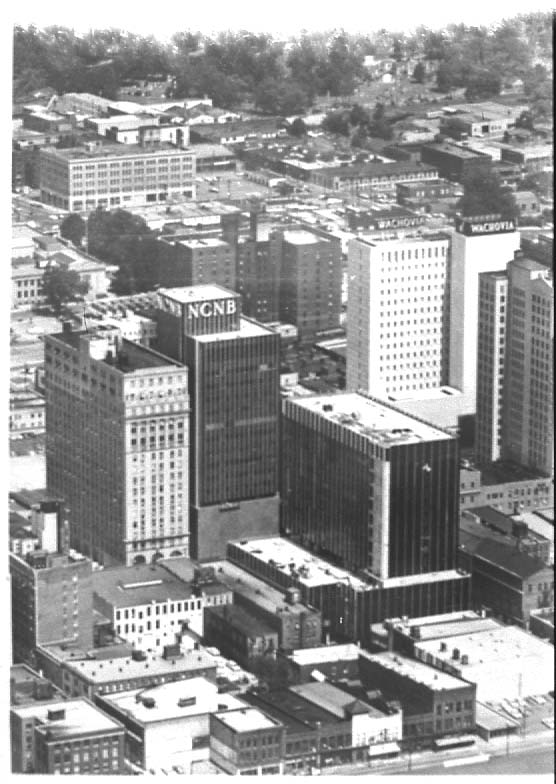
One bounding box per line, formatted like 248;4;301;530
8;1;554;777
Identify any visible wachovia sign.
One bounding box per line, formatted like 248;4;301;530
456;215;516;236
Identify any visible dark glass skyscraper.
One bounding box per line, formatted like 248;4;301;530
281;392;459;579
155;285;281;560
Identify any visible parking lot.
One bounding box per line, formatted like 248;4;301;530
194;172;273;203
482;692;554;735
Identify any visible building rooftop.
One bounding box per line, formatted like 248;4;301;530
475;702;519;732
10;664;65;706
214;706;280;733
98;677;245;724
477;460;551;485
49;330;182;373
283;229;322;245
12;699;123;739
287;644;361;667
291;681;383;719
352;232;451;248
424;142;492;160
229;536;368;590
206;604;277;639
177;237;230;249
414;624;554;672
460;536;550;579
44;143;192;161
243;689;340;731
194;317;277;343
385;612;501;642
287;392;453;446
92;563;197;608
320;161;437;177
360;651;469;691
158;284;237;304
205;560;315;617
42;646;216;685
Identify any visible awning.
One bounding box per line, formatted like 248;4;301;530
368;742;400;758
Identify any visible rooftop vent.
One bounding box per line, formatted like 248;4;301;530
47;708;66;722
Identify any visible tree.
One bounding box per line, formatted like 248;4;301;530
289;118;308;137
249;656;292;690
369;102;393;140
458;169;518;219
412;62;426;84
349;103;370;127
464;69;501;101
42;266;89;315
322;110;351;136
60;213;86;247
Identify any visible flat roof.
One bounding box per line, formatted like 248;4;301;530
99;677;245;724
415;625;555;669
291;682;383;719
360;651;468;692
424;142;491;160
57;649;216;684
288;644;361;666
320;161;437;177
388;614;501;642
44;143;192;161
475;702;519;732
287;392;452;446
377;570;467;589
92;563;197;607
49;330;182;373
158;284;237;304
283;229;322;245
13;699;123;737
205;560;313;617
243;690;339;731
352;232;450;248
194;316;276;343
388;386;463;402
229;536;368;590
214;707;280;733
177;237;230;249
207;604;277;638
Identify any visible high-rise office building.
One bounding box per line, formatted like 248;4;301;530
157;227;237;291
448;214;520;416
475;270;509;464
281;392;459;578
503;256;553;476
277;228;342;343
155;285;281;560
346;232;451;398
45;324;190;565
236;210;282;324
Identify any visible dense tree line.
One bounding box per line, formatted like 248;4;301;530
13;14;552;115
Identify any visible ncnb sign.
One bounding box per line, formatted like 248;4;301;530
186;299;237;319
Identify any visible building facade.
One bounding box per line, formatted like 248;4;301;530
448;215;521;418
281;392;459;579
39;143;196;212
155;286;280;561
11;699;125;775
346;232;451;398
210;707;285;775
476;271;509;464
277;228;343;343
45;324;190;565
10;550;93;665
503;256;553;476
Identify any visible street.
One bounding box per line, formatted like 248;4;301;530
406;745;554;776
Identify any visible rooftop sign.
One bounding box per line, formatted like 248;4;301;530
456;215;516;236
